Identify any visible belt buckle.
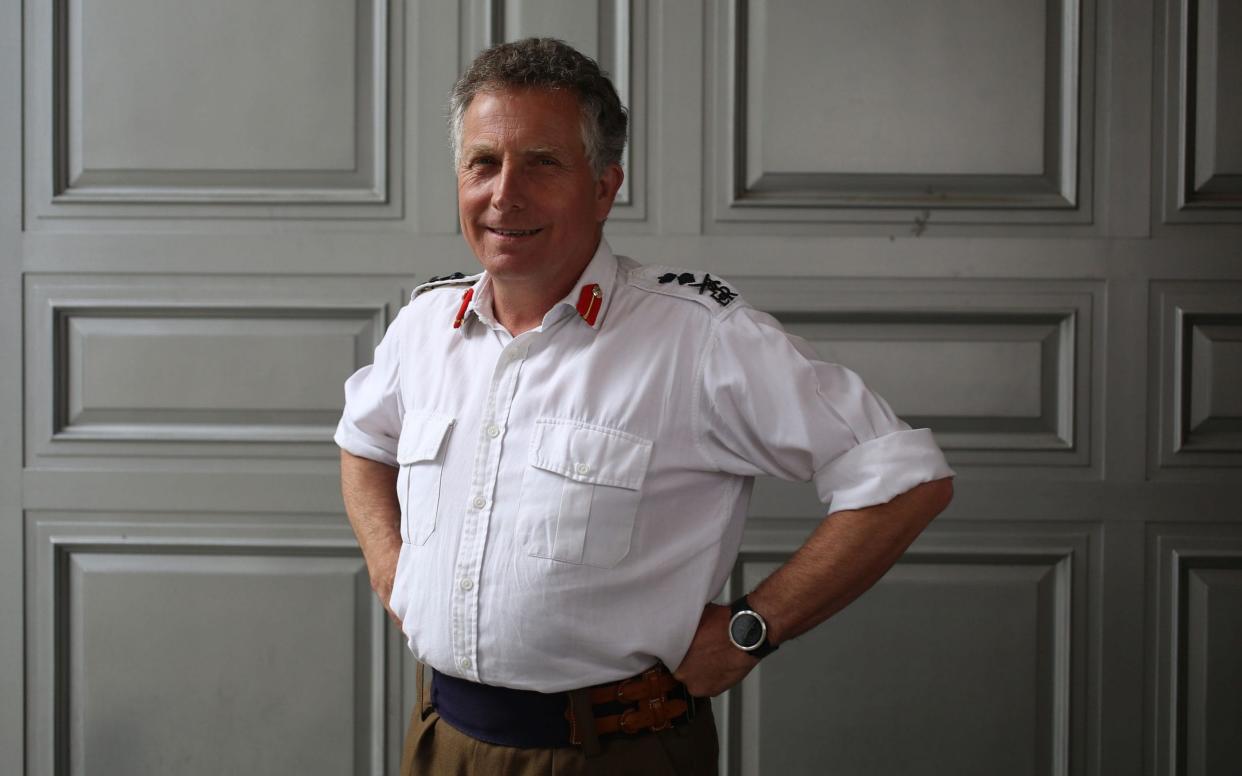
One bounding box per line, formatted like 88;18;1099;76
619;696;672;735
646;697;674;732
619;694;685;735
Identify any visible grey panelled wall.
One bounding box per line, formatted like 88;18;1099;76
2;2;1240;776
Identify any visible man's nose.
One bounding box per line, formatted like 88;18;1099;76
491;164;526;211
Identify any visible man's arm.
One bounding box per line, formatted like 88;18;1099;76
340;449;403;625
673;476;953;697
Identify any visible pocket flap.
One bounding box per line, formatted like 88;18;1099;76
529;418;652;490
396;410;455;464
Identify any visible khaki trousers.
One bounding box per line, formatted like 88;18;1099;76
400;667;719;776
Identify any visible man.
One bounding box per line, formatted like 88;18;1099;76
336;38;953;775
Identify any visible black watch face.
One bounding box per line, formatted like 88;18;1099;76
730;612;764;649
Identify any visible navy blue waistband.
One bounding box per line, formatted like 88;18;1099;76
431;670;572;748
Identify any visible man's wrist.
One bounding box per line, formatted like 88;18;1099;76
366;540;402;590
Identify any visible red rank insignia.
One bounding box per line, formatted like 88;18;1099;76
452;287;474;329
575;283;603;326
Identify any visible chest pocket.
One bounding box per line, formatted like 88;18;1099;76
396;409;455;545
519;418;653;568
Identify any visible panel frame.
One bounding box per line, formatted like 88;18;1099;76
1147;524;1242;776
1156;0;1242;224
705;0;1099;231
24;274;409;466
1148;280;1242;476
717;518;1094;776
23;0;405;224
23;511;407;776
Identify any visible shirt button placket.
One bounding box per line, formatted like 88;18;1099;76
453;339;527;681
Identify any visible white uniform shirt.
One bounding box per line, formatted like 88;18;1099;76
335;240;953;693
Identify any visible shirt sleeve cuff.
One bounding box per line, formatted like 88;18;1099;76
334;420;399;468
813;428;954;514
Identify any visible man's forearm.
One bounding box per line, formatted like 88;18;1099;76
749;476;954;645
673;477;953;696
340;450;402;598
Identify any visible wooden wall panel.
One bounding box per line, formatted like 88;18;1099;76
1160;0;1242;221
25;0;402;223
25;275;407;463
708;0;1095;226
1150;281;1242;474
59;311;375;439
25;513;404;776
1150;527;1242;776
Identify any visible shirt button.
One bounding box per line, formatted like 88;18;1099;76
459;657;472;670
472;496;486;509
575;463;590;475
486;424;500;438
459;578;474;591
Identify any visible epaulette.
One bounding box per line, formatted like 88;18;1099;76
409;271;480;302
627;265;746;316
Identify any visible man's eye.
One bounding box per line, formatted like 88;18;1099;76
537;157;558;166
471;157;497;167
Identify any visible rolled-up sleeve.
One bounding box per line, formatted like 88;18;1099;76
333;309;405;467
696;306;953;514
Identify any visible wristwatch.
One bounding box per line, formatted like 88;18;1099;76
727;595;779;659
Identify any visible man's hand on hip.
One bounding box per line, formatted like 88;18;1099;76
672;603;758;697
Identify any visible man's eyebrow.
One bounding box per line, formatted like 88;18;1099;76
461;142;497;158
461;143;568;158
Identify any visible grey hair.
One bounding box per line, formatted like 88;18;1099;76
449;38;628;178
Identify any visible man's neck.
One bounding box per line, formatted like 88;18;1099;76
487;242;600;336
490;270;580;337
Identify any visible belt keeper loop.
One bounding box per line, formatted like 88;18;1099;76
567;689;602;757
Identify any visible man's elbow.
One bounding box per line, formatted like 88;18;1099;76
920;476;954;524
894;476;953;531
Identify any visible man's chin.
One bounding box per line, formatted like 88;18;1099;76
477;253;550;283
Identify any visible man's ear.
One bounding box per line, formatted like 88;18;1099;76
595;163;625;221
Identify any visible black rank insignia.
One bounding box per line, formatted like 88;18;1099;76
427;271;467;284
658;271;738;306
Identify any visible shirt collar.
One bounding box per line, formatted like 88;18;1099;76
455;238;620;335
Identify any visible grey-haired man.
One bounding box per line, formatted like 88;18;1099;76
337;37;954;775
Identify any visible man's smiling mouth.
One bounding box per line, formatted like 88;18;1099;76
488;227;543;237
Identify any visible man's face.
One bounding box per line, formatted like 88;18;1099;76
456;87;623;286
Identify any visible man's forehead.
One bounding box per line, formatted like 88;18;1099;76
460;88;584;150
464;87;579;122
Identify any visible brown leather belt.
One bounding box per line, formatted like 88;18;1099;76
565;665;696;753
